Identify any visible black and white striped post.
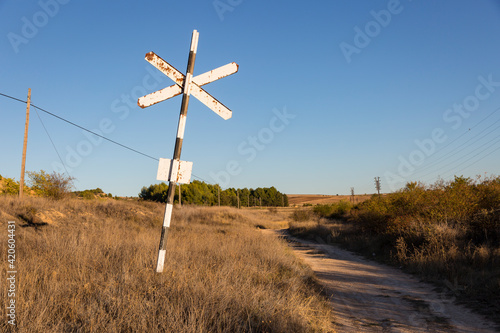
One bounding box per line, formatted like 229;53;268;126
137;30;239;272
156;30;199;272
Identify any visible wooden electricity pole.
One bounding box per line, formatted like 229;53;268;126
19;88;31;198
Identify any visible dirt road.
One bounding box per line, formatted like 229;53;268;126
265;230;499;333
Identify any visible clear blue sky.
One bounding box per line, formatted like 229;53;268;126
1;0;500;196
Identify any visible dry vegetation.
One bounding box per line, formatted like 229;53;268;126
287;194;371;206
0;196;334;332
289;176;500;325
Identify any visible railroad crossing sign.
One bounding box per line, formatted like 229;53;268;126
138;30;238;273
138;53;238;120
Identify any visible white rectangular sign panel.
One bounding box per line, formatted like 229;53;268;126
157;158;193;184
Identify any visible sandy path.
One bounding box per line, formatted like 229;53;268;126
264;230;499;333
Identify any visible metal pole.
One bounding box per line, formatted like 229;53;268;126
19;88;31;198
156;30;199;273
375;177;381;196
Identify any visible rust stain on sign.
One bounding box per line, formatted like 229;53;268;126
138;53;238;120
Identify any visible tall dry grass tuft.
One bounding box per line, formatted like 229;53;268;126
0;196;334;332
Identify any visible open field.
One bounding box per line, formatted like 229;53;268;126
2;178;499;332
0;196;334;332
287;194;372;206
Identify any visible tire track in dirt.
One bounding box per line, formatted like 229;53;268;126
264;229;499;333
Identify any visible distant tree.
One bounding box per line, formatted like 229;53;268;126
240;188;250;207
139;183;169;202
138;180;288;207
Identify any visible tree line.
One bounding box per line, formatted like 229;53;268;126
139;180;289;207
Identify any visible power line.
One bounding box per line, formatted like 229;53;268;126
31;104;159;162
440;136;500;180
33;107;78;191
417;124;500;181
450;145;500;178
1;91;158;161
0;91;211;184
0;92;26;104
412;107;500;176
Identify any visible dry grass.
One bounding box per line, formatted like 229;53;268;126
290;216;500;324
287;194;371;206
0;196;334;332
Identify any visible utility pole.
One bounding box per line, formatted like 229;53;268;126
374;177;381;197
19;88;31;198
247;192;250;207
237;189;240;209
217;184;220;207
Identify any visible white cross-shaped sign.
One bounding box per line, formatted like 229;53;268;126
138;52;238;120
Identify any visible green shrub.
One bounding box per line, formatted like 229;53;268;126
74;188;107;199
290;209;312;222
313;204;335;217
349;176;500;237
27;170;74;200
313;201;353;219
1;177;20;195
